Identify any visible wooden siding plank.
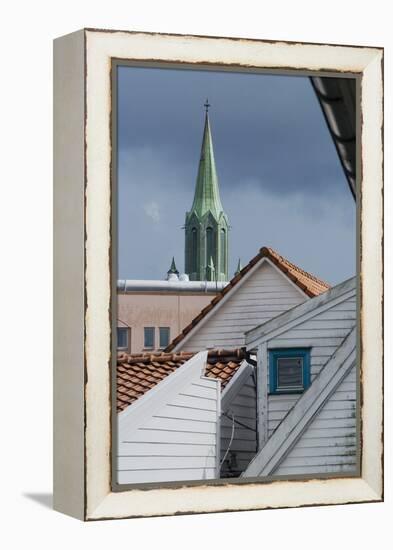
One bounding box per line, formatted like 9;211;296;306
171;394;217;410
268;337;346;347
144;417;217;433
156;403;218;422
188;383;218;399
292;436;356;449
275;464;356;475
301;427;357;439
117;468;217;484
276;328;352;339
286;446;356;458
118;456;217;470
118;442;217;456
122;430;216;445
280;455;356;467
269;417;356;431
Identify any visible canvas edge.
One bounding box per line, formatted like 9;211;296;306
53;29;86;520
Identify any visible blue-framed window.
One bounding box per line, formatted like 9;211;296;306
269;348;311;394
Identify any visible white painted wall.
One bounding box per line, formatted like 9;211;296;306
274;364;357;475
177;259;307;352
220;367;257;477
117;352;221;484
266;288;356;437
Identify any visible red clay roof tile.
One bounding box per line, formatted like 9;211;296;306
117;348;246;412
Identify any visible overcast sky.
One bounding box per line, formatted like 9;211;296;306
117;66;356;286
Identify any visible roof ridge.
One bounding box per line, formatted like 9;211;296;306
264;247;330;289
118;348;245;365
118;351;194;365
165;245;330;352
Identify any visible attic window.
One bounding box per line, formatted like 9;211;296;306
269;349;310;394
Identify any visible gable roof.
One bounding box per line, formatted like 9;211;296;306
245;276;356;350
117;348;247;412
165;246;330;352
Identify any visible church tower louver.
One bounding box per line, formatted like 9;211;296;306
185;101;229;282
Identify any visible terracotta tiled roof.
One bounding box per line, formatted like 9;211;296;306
265;247;331;298
165;246;330;353
117;349;246;412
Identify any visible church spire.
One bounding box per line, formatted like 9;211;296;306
184;102;229;282
167;256;179;277
189;101;224;221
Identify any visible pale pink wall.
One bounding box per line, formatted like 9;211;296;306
117;292;215;354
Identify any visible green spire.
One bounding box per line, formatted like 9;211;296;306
184;102;229;282
234;258;243;276
167;256;179;276
189;106;224;221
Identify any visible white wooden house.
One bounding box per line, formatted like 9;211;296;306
165;246;330;477
242;276;357;478
166;246;330;354
116;276;357;483
116;348;251;483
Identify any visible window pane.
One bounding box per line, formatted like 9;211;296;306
144;327;155;348
206;227;214;264
117;327;128;349
277;357;303;389
220;228;226;273
191;228;198;272
159;327;170;348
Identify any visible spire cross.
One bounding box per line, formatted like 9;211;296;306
204;98;210;113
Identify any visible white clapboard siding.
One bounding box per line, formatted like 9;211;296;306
275;464;356;476
267;289;356;434
242;328;356;477
220;369;257;477
274;364;357;475
178;260;306;352
117;351;221;484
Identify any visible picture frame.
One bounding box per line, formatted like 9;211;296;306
53;28;383;520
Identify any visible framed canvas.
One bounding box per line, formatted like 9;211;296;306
53;28;383;521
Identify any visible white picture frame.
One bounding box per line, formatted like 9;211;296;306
53;28;383;520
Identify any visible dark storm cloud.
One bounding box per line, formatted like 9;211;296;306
118;66;347;197
117;66;356;284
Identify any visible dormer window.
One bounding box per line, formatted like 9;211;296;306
269;349;311;394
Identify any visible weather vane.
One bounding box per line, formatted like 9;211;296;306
204;98;210;113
